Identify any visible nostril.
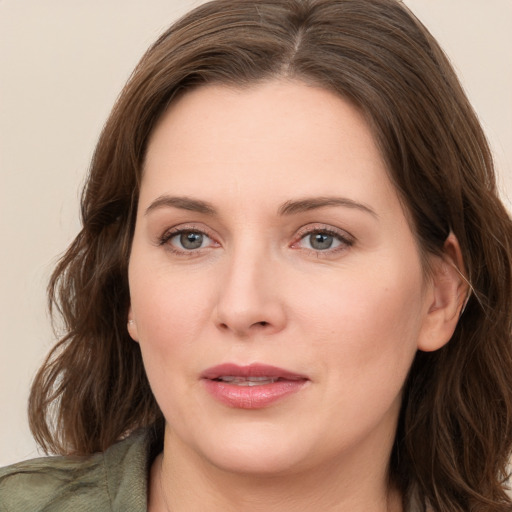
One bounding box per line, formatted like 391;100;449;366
216;318;275;335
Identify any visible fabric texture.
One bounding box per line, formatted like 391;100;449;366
0;429;153;512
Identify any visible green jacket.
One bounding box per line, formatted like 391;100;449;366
0;429;153;512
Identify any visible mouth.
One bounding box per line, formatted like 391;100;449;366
201;363;309;409
213;376;282;386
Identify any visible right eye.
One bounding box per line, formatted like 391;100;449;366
172;231;209;250
300;232;342;251
158;227;220;255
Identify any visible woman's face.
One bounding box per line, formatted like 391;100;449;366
128;81;438;476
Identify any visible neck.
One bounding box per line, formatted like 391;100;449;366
148;428;403;512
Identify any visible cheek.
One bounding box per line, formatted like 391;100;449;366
128;262;216;391
129;271;212;424
293;266;425;443
130;259;213;338
300;259;425;381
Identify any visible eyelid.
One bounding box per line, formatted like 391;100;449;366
295;223;354;241
157;223;221;252
291;223;355;252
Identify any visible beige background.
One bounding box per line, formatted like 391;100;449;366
0;0;511;466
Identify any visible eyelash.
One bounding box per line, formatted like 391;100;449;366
157;224;354;256
158;225;219;256
291;224;354;256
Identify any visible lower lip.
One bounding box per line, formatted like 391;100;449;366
202;379;307;409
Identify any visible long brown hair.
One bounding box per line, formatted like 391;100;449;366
29;0;512;510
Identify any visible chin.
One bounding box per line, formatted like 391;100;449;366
184;423;315;476
205;440;307;476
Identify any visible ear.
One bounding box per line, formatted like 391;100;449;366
127;307;140;342
417;233;470;352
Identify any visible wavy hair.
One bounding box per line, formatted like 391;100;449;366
29;1;512;510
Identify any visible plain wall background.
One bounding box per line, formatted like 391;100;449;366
1;0;511;466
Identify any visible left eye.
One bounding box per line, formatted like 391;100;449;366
169;231;211;250
299;231;345;251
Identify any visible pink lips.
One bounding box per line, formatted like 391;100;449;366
201;363;308;409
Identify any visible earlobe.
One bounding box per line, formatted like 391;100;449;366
417;233;470;352
127;308;140;342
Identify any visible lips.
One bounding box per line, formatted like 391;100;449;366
201;363;309;409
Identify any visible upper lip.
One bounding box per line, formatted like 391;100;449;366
201;363;308;381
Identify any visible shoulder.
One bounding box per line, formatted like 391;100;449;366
0;429;152;512
0;449;107;512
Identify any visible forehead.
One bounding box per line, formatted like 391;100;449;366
141;80;400;216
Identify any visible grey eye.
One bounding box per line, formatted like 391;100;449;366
309;233;334;250
179;231;204;250
297;230;346;252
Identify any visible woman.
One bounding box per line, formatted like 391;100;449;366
1;0;511;510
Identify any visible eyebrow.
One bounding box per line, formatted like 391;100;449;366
145;196;217;216
145;194;378;218
278;196;378;218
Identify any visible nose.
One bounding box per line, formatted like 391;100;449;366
214;246;287;338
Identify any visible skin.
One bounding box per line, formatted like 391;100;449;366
127;81;466;512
